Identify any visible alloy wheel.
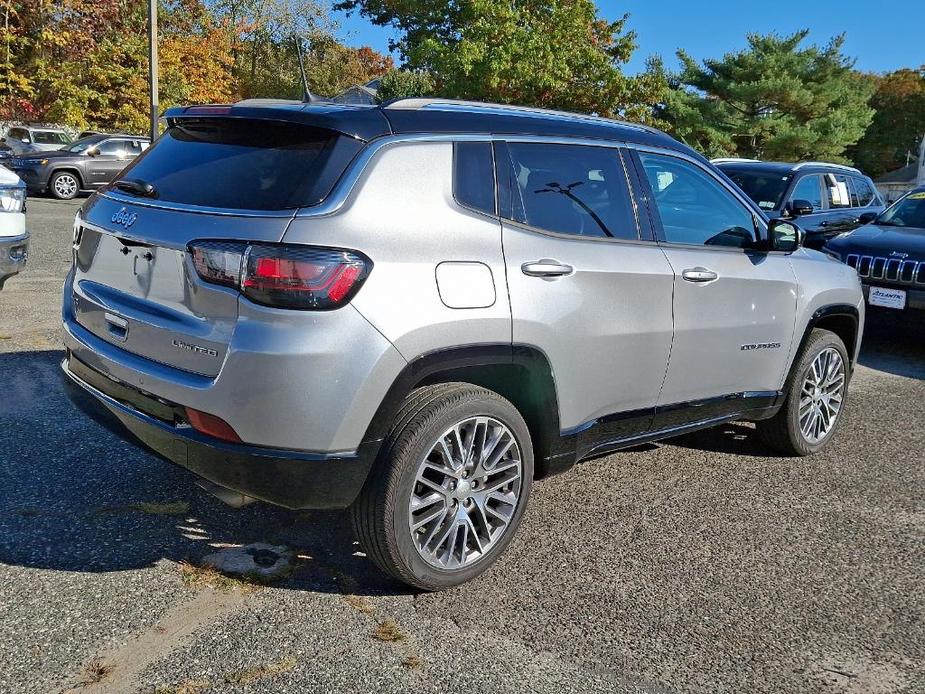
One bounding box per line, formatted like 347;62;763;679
798;347;845;444
408;416;522;569
54;174;78;198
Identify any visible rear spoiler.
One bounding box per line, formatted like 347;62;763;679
163;103;392;142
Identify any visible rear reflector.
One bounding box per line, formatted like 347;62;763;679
185;407;242;443
188;241;370;310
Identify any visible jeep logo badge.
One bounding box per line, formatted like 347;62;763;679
111;207;137;229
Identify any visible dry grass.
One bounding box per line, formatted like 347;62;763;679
343;594;375;614
76;657;113;687
177;561;261;593
224;657;297;686
372;619;406;642
153;680;211;694
402;654;423;670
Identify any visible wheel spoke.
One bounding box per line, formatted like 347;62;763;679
409;415;523;570
798;347;846;444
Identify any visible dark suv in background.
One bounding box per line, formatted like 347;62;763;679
714;159;885;249
8;133;149;200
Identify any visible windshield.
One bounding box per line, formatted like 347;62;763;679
34;130;71;145
63;137;101;153
721;169;791;211
878;191;925;229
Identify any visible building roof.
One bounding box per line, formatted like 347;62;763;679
875;163;919;184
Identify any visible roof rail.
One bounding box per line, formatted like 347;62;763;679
383;98;661;135
792;161;861;174
710;157;761;164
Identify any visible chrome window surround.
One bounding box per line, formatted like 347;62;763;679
95;132;762;233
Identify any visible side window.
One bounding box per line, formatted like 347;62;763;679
501;142;638;240
825;173;852;209
453;142;495;215
637;151;756;248
127;140;143;156
96;139;127;157
790;175;824;211
852;176;875;207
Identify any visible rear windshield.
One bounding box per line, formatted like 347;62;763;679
115;118;360;211
721;168;792;211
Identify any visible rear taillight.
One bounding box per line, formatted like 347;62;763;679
188;242;370;310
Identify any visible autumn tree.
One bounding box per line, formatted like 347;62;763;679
849;67;925;177
375;69;434;103
334;0;666;123
657;31;875;162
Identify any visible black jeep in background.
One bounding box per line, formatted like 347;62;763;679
714;159;885;249
7;133;149;200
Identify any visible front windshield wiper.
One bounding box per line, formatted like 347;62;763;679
114;178;158;198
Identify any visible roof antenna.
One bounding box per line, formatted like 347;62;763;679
294;35;325;104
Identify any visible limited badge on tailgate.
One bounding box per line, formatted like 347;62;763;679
868;286;906;310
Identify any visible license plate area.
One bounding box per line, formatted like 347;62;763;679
868;286;906;310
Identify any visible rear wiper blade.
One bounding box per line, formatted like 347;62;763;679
114;178;157;198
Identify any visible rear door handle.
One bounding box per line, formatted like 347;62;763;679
681;267;718;283
521;260;573;278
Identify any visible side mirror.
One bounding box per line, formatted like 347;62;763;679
769;218;804;253
858;211;878;225
789;199;814;217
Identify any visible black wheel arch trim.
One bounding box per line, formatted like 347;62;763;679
790;304;860;377
359;343;569;479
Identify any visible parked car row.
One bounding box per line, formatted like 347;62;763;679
1;125;149;199
713;159;885;249
6;134;150;200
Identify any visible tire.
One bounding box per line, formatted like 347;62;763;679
757;328;850;456
351;383;534;591
49;171;80;200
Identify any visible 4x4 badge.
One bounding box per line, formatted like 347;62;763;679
111;207;137;229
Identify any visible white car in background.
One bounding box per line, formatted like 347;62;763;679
0;166;28;289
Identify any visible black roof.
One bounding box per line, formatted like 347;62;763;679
715;159;864;177
163;98;693;157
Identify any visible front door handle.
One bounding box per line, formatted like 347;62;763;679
681;267;718;283
521;260;573;278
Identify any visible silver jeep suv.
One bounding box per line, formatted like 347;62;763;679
62;99;864;590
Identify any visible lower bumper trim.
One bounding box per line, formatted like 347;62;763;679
61;356;377;510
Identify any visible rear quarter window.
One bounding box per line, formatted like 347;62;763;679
114;118;362;211
453;142;495;215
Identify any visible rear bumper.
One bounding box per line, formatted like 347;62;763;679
0;231;29;287
61;353;378;509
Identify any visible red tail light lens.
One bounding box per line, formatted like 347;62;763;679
184;407;242;443
188;242;370;310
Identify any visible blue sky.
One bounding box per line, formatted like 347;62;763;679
334;1;924;76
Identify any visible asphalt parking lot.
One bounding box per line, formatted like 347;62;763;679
1;198;923;694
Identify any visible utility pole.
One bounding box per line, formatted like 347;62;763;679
148;0;159;142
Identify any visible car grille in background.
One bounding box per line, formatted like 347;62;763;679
845;254;925;285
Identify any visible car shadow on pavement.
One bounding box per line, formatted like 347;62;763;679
856;311;925;381
0;349;410;597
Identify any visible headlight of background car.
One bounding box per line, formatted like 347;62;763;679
0;184;26;213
